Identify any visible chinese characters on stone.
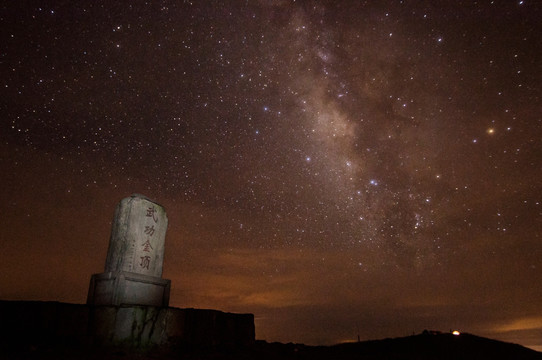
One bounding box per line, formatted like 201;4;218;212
140;206;158;270
140;255;151;269
146;206;158;223
141;239;153;252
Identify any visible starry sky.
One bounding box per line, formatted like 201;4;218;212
1;0;541;351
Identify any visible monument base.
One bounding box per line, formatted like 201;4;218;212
0;300;255;352
87;271;170;307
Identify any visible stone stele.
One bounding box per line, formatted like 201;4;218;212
105;194;168;277
87;194;171;307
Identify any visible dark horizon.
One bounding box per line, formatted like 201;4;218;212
1;0;541;352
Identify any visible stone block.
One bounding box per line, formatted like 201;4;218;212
88;194;171;307
88;305;255;349
105;194;168;278
87;271;170;307
0;301;255;352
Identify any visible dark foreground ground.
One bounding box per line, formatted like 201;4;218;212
2;332;541;360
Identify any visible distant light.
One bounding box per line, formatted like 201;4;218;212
452;330;461;336
487;128;495;135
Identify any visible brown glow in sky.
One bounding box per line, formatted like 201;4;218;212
1;0;541;351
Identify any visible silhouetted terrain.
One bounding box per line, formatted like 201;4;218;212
180;333;542;360
246;333;542;360
2;332;541;360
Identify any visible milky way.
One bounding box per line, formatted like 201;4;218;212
1;1;541;350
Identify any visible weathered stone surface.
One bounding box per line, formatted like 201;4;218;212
90;305;255;348
88;194;171;307
87;271;170;306
105;194;168;278
0;301;255;351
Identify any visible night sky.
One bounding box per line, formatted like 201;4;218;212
1;0;541;351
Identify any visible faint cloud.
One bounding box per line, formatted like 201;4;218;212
493;316;542;332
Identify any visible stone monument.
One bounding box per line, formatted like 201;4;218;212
87;194;171;307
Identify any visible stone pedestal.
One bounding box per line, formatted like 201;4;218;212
87;272;171;307
88;194;171;307
0;300;256;350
